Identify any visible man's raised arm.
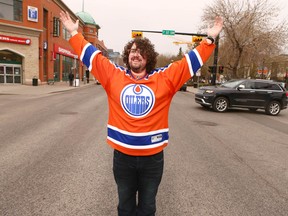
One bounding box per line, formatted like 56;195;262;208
59;11;79;37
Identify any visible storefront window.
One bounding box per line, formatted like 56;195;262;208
0;50;22;64
0;65;22;84
53;54;60;81
43;50;48;80
62;56;73;81
0;0;23;22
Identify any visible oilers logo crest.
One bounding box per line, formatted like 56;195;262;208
120;84;155;118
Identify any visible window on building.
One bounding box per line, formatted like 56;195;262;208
43;9;48;29
62;27;71;40
53;17;60;37
62;56;73;81
43;49;48;80
0;0;23;21
53;54;60;81
0;50;22;64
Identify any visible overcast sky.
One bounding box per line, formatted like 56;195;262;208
62;0;288;55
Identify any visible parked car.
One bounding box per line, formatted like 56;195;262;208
179;82;187;91
195;79;288;116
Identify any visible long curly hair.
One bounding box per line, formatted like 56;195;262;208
122;37;159;74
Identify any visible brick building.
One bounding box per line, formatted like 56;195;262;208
0;0;108;85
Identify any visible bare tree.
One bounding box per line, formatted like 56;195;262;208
202;0;288;79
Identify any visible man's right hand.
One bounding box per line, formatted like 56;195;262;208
59;11;79;36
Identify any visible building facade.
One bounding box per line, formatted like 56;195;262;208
0;0;107;85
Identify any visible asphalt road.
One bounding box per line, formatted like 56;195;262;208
0;85;288;216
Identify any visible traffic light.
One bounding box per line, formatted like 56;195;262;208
218;66;224;74
132;31;143;38
192;36;203;43
208;66;215;73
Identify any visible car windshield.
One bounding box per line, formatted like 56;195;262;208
221;80;244;88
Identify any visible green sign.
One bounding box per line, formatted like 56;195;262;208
162;30;175;36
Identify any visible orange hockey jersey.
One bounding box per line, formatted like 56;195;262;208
70;34;215;156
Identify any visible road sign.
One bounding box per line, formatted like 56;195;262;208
257;67;268;75
162;30;175;36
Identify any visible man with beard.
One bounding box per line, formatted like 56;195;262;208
60;11;223;216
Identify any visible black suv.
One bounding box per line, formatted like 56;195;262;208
195;79;288;116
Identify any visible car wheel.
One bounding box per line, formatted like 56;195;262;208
265;101;281;116
213;97;229;112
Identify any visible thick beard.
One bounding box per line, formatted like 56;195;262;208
129;56;146;73
129;58;143;73
130;65;142;73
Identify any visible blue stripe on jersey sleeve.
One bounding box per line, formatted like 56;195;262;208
187;50;201;75
108;128;169;146
81;45;98;69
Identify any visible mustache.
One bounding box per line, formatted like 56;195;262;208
131;56;141;61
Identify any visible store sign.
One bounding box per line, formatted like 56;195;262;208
28;6;38;22
0;34;31;45
43;41;48;50
54;44;78;59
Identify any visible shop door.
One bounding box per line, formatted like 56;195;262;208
0;64;22;84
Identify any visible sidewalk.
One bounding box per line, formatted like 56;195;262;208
0;82;198;95
0;81;94;95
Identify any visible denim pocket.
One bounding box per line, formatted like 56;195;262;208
114;149;124;160
151;151;164;163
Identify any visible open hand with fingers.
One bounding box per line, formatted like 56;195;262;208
59;11;79;36
207;16;224;39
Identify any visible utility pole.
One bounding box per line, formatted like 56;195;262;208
211;36;219;85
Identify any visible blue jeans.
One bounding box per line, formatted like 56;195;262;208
113;150;164;216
